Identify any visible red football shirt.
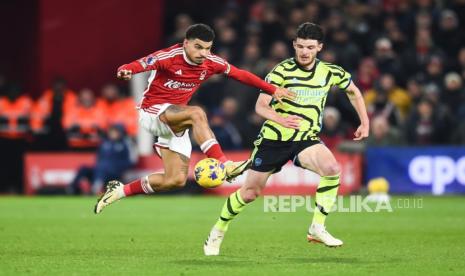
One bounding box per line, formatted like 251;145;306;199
118;44;276;109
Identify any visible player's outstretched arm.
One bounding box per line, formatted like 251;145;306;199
345;81;369;140
227;65;296;103
117;53;162;81
255;93;301;129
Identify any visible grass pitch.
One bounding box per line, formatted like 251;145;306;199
0;196;464;275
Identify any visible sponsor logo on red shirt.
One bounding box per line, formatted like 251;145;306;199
163;79;196;91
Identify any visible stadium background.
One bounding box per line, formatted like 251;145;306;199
1;1;465;275
1;0;464;195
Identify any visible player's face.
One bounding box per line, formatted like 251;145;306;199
183;39;213;65
293;38;323;68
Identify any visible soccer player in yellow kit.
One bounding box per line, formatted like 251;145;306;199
204;22;369;255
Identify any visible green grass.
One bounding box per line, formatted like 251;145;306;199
0;196;464;275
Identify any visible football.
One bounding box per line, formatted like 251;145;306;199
193;158;226;188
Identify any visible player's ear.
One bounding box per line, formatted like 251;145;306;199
183;39;189;48
317;43;323;52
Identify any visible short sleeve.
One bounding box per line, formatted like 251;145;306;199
330;65;352;90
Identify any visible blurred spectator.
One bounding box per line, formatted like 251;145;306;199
216;26;241;63
31;77;76;150
288;8;304;27
303;1;320;23
68;125;137;195
255;40;290;78
259;6;285;54
420;55;445;89
406;77;424;105
325;10;345;35
434;10;464;59
241;42;268;77
327;28;361;72
365;74;410;121
63;88;106;149
402;28;443;76
209;97;242;150
0;83;33;139
415;11;433;31
441;72;464;118
365;116;404;146
355;57;380;92
383;16;408;54
404;98;449;145
166;14;193;46
373;38;403;81
320;107;348;150
422;82;456;144
98;84;138;137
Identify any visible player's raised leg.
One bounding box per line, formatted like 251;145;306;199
296;143;343;247
204;170;270;255
94;148;189;214
161;104;251;181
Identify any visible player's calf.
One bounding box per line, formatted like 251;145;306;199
163;174;188;189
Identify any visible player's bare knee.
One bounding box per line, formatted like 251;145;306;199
189;106;207;124
322;162;341;176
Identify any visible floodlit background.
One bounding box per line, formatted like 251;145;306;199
1;0;465;195
0;0;464;274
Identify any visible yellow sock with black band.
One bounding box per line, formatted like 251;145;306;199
312;175;340;225
214;190;247;232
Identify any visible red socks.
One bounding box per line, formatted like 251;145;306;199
200;139;228;163
123;176;154;196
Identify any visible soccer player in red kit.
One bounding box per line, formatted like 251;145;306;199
95;24;295;213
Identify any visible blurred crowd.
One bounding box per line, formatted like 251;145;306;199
170;0;465;149
0;77;137;149
0;76;138;193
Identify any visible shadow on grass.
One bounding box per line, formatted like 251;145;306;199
171;255;401;267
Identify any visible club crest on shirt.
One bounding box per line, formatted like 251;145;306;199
199;70;207;80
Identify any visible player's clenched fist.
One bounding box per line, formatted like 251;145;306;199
273;87;296;104
117;69;133;80
353;123;369;141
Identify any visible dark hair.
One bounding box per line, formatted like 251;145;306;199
185;24;215;42
296;22;324;42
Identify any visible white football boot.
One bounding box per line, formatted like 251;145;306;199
204;227;225;256
307;223;343;247
224;159;252;182
94;180;124;214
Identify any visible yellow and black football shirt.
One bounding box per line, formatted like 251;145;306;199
258;58;351;141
